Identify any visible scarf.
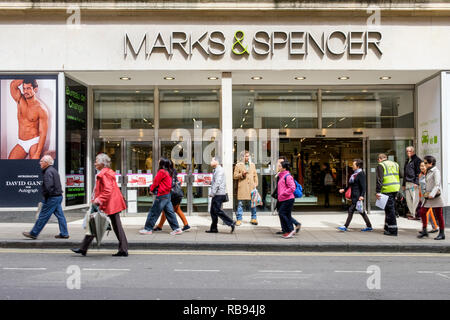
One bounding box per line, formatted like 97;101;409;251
349;169;362;183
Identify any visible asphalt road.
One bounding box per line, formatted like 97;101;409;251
0;249;449;300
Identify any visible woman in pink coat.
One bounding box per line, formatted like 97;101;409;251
277;160;297;239
72;153;128;257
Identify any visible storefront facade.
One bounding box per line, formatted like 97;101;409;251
0;1;449;223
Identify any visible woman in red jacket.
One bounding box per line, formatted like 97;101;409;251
72;153;128;257
139;158;182;235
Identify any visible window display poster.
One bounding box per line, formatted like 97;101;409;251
0;75;58;207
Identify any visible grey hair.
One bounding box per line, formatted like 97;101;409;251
41;155;54;165
406;146;415;152
96;153;111;168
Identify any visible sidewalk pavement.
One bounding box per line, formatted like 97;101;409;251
1;212;449;253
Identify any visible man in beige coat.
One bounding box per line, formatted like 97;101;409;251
234;150;259;225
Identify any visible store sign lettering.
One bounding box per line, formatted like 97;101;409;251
124;30;382;58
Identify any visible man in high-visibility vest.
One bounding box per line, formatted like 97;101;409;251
376;153;401;236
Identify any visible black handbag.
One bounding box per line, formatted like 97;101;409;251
223;193;229;203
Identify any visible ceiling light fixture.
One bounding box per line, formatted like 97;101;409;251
208;77;219;80
164;77;175;80
380;76;391;80
338;76;349;80
251;76;263;80
294;77;306;80
120;77;131;81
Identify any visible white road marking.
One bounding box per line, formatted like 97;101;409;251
2;267;47;271
82;268;130;271
417;271;450;280
258;270;303;273
334;270;369;273
174;269;220;272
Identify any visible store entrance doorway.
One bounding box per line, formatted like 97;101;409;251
278;138;365;212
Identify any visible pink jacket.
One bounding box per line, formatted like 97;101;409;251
277;170;296;202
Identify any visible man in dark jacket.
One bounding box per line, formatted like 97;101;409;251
23;155;69;239
402;146;422;220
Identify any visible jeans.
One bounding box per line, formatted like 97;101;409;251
144;194;180;231
236;200;257;221
210;195;234;231
30;196;68;237
278;198;295;233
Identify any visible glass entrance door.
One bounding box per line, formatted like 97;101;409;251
94;138;154;214
94;139;123;195
159;139;216;215
160;140;190;214
124;141;154;213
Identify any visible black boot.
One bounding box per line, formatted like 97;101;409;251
417;228;428;239
434;230;445;240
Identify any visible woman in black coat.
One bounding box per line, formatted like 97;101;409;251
338;159;373;232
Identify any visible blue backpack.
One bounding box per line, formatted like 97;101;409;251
285;174;303;198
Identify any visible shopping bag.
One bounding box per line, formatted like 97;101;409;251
356;200;364;213
251;188;263;208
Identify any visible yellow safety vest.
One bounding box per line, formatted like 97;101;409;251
380;160;400;193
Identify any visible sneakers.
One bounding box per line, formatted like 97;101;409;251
153;227;162;231
250;219;258;225
282;230;295;239
139;229;153;235
235;220;242;226
182;225;191;232
361;227;373;232
337;226;347;232
170;228;183;236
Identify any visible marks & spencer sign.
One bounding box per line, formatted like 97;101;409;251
124;30;382;59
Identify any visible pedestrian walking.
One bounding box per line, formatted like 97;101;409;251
417;161;438;235
417;156;446;240
402;146;422;220
233;150;258;226
277;160;297;239
376;153;401;236
338;159;373;232
273;156;301;235
153;160;191;232
206;156;236;233
72;153;128;256
23;155;69;240
139;158;182;235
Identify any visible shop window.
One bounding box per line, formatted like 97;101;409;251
65;78;88;206
233;90;318;129
322;90;414;128
159;90;220;129
94;91;154;129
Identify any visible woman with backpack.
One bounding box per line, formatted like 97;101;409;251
139;158;183;236
338;159;373;232
277;160;297;239
153;159;191;232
